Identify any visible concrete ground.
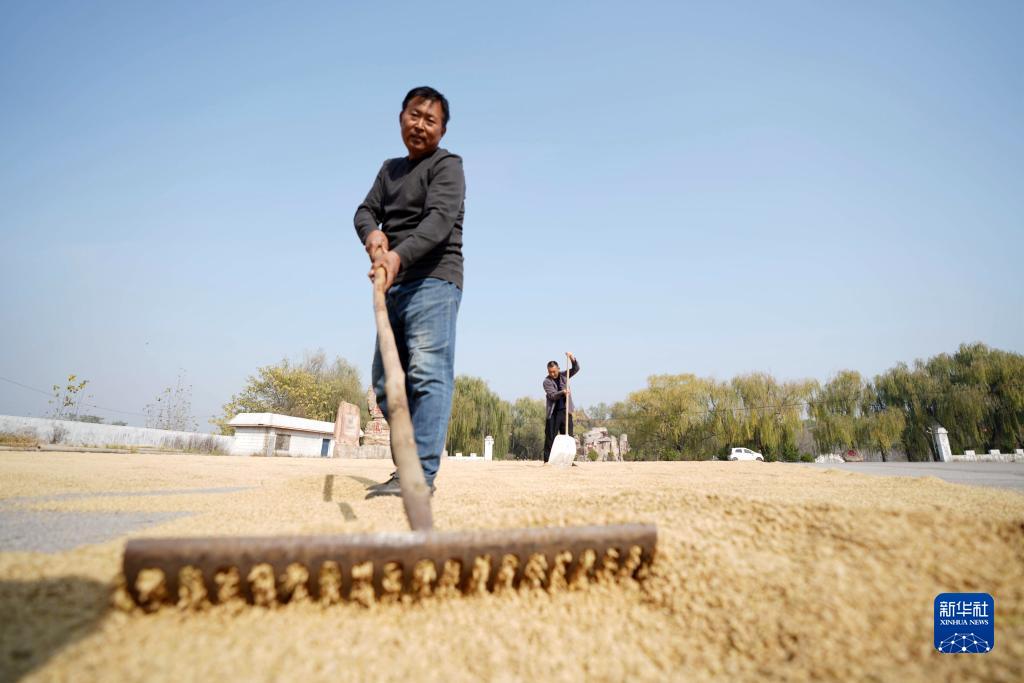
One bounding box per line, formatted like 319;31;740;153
806;462;1024;493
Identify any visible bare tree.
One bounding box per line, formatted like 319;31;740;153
145;370;197;431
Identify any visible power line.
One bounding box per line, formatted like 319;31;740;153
0;375;218;420
596;393;946;421
0;375;148;416
0;376;53;397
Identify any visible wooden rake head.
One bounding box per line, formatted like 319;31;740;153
123;523;656;606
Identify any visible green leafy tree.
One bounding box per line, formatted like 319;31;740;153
215;351;365;435
447;376;510;458
509;397;545;460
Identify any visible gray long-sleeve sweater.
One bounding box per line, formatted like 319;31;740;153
543;357;580;419
354;147;465;289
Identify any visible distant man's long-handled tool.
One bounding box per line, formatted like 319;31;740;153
122;257;655;605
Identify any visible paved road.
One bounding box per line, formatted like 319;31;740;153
0;486;254;552
805;462;1024;493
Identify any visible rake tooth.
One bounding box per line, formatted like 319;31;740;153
433;558;446;591
125;568;142;604
511;555;527;588
562;553;580;586
400;558;418;595
575;549;596;583
601;547;620;575
371;564;386;596
484;554;501;592
637;545;656;578
202;571;219;604
543;553;560;590
457;555;474;592
307;562;324;601
164;568;180;604
339;563;353;601
537;553;554;588
238;564;255;602
615;546;634;579
274;564;293;604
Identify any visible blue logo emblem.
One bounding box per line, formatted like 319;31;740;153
934;593;994;653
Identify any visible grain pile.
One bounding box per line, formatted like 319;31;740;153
1;451;1022;682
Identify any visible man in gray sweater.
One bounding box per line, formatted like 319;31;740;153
354;86;465;495
543;353;580;462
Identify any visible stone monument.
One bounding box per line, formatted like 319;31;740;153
362;386;391;447
334;401;361;447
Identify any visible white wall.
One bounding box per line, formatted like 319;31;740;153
230;428;269;456
951;449;1024;463
0;414;232;451
229;426;333;457
284;431;332;457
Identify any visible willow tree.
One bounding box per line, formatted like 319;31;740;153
859;384;906;462
847;344;1024;459
730;373;815;461
706;380;744;458
924;343;1024;453
509;397;545;460
620;374;718;460
447;376;510;458
871;362;936;460
809;370;868;456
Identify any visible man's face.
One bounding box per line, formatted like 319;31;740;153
400;97;446;159
548;365;560;379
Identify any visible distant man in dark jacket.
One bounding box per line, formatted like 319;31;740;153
354;86;465;495
543;353;579;462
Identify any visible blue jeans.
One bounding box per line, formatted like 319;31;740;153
372;277;461;487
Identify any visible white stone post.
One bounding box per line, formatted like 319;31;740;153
933;427;952;462
484;435;494;461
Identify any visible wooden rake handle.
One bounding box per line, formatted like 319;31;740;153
373;247;433;531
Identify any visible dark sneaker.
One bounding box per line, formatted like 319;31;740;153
365;477;435;498
366;471;399;491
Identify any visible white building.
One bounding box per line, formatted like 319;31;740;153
228;413;336;457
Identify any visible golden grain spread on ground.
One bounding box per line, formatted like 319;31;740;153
1;451;1022;682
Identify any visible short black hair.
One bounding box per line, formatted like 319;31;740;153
402;86;450;127
547;361;559;369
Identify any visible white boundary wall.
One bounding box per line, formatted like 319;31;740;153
0;415;232;451
952;449;1024;464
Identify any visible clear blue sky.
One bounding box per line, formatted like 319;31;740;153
2;1;1022;428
